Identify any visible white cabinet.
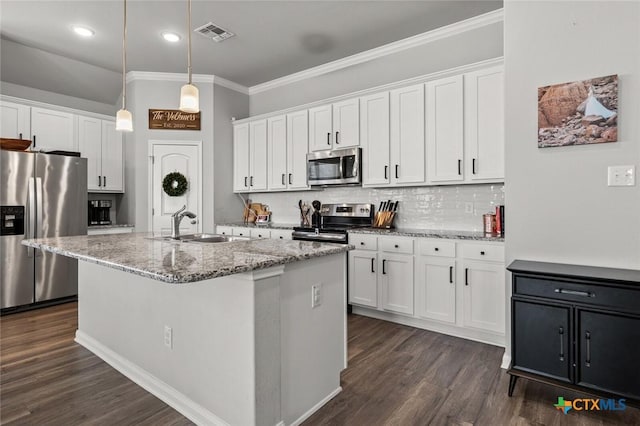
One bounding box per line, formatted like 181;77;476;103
308;104;333;152
270;229;292;240
286;110;309;190
249;229;271;239
464;67;504;182
309;100;359;152
415;256;456;324
1;100;30;139
87;226;134;236
266;111;310;191
78;116;124;192
427;75;464;183
380;253;414;315
233;123;250;192
216;226;234;235
233;120;268;192
267;115;288;190
349;251;378;308
389;84;425;185
332;98;359;149
30;107;75;152
360;92;390;186
462;260;505;334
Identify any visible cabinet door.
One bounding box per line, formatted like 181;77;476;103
270;229;292;240
77;116;103;191
249;229;271;239
101;121;124;192
577;310;640;399
415;257;456;323
30;107;75;152
267;115;287;190
462;260;505;334
512;299;572;383
465;67;504;181
380;253;414;315
233;123;250;192
390;84;425;185
332;98;359;148
427;76;464;183
249;119;268;191
1;101;30;139
348;251;378;308
360;92;390;187
286;110;309;190
308;104;332;152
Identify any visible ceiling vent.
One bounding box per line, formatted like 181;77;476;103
194;22;235;42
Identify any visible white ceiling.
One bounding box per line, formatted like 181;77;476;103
0;0;502;104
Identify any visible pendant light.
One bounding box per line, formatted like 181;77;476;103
116;0;133;132
179;0;199;113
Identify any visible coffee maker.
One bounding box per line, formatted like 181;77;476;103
88;200;111;225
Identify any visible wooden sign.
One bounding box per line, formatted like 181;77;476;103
148;109;201;130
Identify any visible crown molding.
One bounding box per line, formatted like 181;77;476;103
0;94;116;121
248;8;504;95
126;71;249;95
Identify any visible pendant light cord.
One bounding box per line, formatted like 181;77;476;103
187;0;192;85
122;0;127;109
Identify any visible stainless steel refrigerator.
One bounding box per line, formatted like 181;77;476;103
1;150;87;311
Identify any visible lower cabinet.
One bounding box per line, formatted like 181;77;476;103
508;260;640;401
462;260;506;334
348;250;377;308
216;225;293;241
415;257;456;324
380;253;414;315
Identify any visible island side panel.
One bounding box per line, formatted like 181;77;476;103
279;252;346;425
76;261;282;426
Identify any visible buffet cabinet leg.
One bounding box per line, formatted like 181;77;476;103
508;374;518;397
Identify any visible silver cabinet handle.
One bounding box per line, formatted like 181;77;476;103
35;177;43;257
27;178;35;257
585;331;591;367
559;327;564;361
554;288;594;298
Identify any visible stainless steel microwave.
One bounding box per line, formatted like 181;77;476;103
307;147;361;186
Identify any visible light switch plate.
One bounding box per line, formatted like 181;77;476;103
607;165;635;186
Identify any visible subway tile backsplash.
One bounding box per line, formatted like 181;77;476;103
249;184;504;232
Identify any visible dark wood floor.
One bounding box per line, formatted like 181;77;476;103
1;303;638;425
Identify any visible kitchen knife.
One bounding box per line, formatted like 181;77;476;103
393;201;399;212
379;201;384;213
387;200;392;211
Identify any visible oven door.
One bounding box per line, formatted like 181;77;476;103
307;148;361;186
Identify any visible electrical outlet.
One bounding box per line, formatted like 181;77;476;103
311;284;322;308
464;202;474;214
607;165;636;186
164;326;173;349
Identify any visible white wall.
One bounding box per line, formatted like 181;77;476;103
504;1;640;270
249;21;503;115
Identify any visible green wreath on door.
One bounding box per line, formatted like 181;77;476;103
162;172;189;197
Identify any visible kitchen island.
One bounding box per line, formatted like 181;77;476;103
23;233;352;426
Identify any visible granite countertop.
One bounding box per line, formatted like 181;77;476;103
22;233;352;284
88;224;135;229
348;227;504;242
217;222;299;230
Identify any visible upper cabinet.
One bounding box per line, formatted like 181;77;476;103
233;120;268;192
361;92;390;186
30;107;76;152
78;116;124;192
464;66;504;182
1;101;30;140
309;99;359;152
286;110;310;190
267;115;288;191
233;123;251;192
390;84;426;186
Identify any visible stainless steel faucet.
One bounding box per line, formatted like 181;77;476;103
170;205;197;239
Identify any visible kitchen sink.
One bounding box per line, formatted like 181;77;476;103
148;234;252;243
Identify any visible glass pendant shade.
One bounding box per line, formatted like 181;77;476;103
116;108;133;132
179;83;199;113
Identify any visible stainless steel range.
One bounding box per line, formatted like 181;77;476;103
292;203;374;244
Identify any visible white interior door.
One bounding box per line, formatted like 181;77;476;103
151;142;201;235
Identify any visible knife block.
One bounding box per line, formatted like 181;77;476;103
373;212;396;229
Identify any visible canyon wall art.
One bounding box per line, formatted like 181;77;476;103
538;75;618;148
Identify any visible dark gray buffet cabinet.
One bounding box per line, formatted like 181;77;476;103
507;260;640;402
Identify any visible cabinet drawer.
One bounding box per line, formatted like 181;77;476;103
270;229;292;240
379;236;414;254
216;226;234;235
231;227;250;237
514;276;640;313
250;229;271;239
418;239;455;258
350;234;377;251
460;243;504;262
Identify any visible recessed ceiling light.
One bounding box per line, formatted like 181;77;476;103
162;32;181;43
72;26;95;37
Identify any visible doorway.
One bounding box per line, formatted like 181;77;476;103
149;140;202;235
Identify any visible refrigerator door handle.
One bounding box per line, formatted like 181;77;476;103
27;177;36;257
35;177;43;257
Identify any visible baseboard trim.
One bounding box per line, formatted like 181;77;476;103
288;387;342;426
75;330;230;426
501;351;511;370
352;307;505;347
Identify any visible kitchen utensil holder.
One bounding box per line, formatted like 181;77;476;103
373;212;396;229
